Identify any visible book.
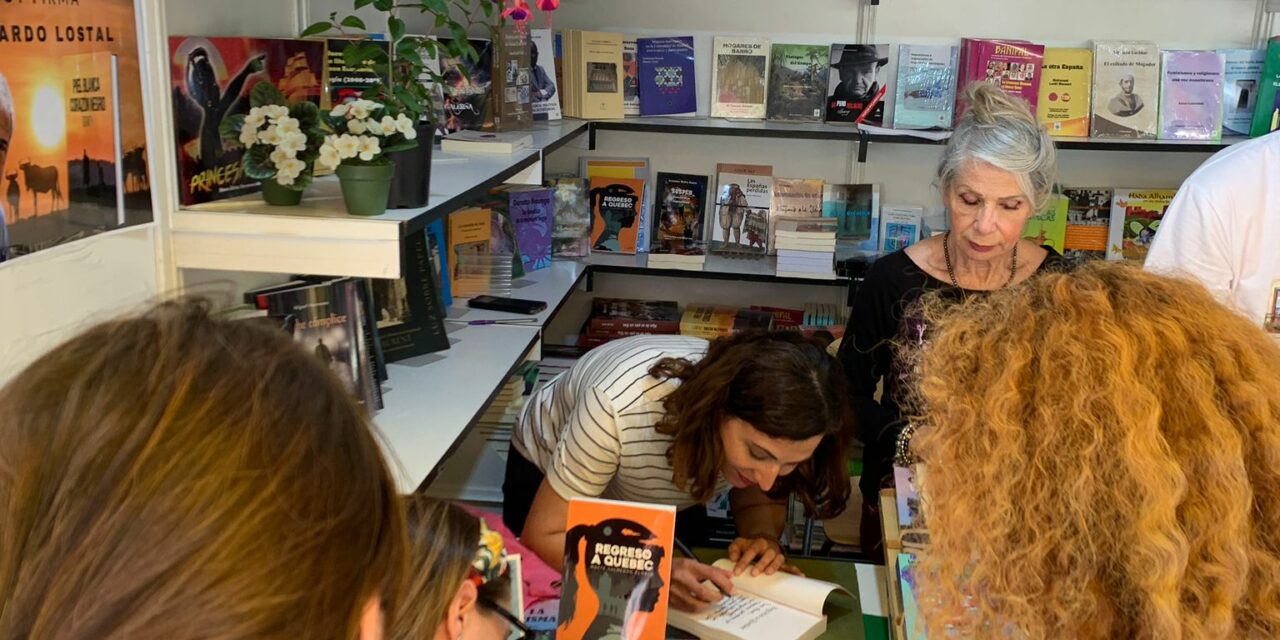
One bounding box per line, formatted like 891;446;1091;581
667;558;854;640
1021;194;1068;253
898;553;924;640
1220;48;1265;135
1036;48;1092;137
551;176;593;257
680;304;775;338
652;172;710;256
556;497;675;640
880;205;923;253
447;207;494;297
488;204;524;279
767;44;829;122
623;36;641;116
711;36;770;119
509;187;555;271
587;298;681;334
425;218;453;307
1108;188;1176;263
321;38;387;109
958;38;1044;116
1061;188;1113;260
893;44;960;130
712;163;773;256
371;231;451;361
169;37;324;205
530;28;562;121
769;178;823;254
576;30;625;120
440;38;495;133
61;51;125;230
1091;40;1161;139
1250;38;1280;138
1159;50;1225;140
827;44;891;125
491;22;533;132
440;129;533;154
821;183;879;251
582;157;653;252
637;36;697;116
589;176;644;253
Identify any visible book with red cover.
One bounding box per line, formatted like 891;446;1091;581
588;298;681;333
956;38;1044;117
557;497;675;640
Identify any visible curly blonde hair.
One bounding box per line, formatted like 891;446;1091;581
902;261;1280;639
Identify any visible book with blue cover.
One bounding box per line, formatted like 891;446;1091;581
1220;48;1265;135
893;44;959;130
637;36;697;116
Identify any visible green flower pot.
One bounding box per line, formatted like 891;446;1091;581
260;177;303;206
336;162;395;216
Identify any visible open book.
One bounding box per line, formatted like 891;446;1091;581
667;559;852;640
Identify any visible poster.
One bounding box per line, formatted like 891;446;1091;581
0;0;151;263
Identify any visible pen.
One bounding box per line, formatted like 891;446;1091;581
672;536;730;597
444;319;539;326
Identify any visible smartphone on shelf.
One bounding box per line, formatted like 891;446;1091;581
467;295;547;315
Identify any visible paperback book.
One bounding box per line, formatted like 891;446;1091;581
769;177;824;253
1159;50;1225;140
1108;188;1177;263
711;36;771;119
637;36;697;116
1021;195;1068;253
491;22;533;132
439;38;495;133
509;187;555;270
576;30;626;120
880;205;923;253
581;157;653;251
1220;48;1264;135
893;44;960;130
371;231;451;361
651;172;710;255
322;38;387;109
551;177;593;257
1249;37;1280;138
1037;48;1092;137
958;38;1044;116
827;44;891;124
588;176;645;253
447;207;495;297
1062;188;1113;260
767;44;829;122
823;183;880;260
530;28;562;120
586;298;681;334
623;36;641;116
712;163;773;256
1091;40;1161;139
425;218;453;307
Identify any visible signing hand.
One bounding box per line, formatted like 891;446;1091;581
668;557;734;612
727;536;798;577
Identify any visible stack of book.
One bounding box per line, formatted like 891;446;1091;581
648;246;706;271
679;304;774;339
561;30;625;119
774;217;838;279
803;303;849;330
578;298;680;349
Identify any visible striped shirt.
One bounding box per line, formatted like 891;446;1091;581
512;335;729;508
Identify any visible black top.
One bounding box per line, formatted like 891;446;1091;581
837;246;1068;503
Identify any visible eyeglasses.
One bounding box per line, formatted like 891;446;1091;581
477;594;532;640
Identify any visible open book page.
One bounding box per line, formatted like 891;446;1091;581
710;558;850;617
667;590;824;640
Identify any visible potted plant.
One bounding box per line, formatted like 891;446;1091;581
302;0;500;209
220;83;325;206
318;98;419;216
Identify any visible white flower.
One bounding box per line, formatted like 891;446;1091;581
357;135;381;161
281;157;306;176
265;105;290;121
258;125;282;146
361;119;384;136
334;134;360;159
403;125;418;140
317;143;341;171
379;115;398;136
348;118;367;135
276;116;300;135
244;108;267;130
277;132;307;155
348;102;371;120
275;171;297;186
330;103;350;117
239;126;259;146
395;113;415;135
270;147;293;167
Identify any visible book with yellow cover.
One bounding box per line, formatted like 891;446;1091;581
1021;194;1068;254
578;31;625;120
1037;48;1093;137
556;497;675;640
446;207;492;297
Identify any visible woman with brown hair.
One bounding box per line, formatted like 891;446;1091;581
0;300;405;639
504;332;853;612
899;262;1280;638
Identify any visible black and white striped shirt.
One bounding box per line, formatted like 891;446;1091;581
512;335;729;507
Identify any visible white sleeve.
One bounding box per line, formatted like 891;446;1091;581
1144;184;1235;299
544;386;621;500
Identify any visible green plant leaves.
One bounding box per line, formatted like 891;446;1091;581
219;114;245;143
340;15;367;30
244;146;276;180
250;81;286;108
388;16;405;42
301;21;332;37
355;0;375;8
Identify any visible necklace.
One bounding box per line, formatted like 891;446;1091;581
943;231;1017;289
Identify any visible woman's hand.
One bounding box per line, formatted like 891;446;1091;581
668;557;734;612
727;536;795;577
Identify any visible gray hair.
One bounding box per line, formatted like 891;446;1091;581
938;82;1057;212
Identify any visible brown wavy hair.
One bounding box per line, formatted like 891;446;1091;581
902;261;1280;639
0;299;405;639
651;331;853;519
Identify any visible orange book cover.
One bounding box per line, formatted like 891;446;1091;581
446;207;492;297
557;497;676;640
589;176;644;254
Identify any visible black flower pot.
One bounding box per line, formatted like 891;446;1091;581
386;122;435;209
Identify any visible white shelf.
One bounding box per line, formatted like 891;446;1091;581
452;260;590;325
585;252;852;285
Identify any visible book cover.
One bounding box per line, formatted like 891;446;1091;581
267;279;377;412
1021;194;1068;253
322;38;387;109
556;497;675;640
880;205;923;253
711;36;770;119
1250;38;1280;138
169;37;324;205
827;44;890;124
529;28;562;121
652;172;710;255
893;44;960;130
1220;48;1265;135
480;198;524;279
588;298;681;333
637;36;697;116
898;553;924;640
1037;48;1092;137
589;176;644;253
551;176;592;257
712;163;773;256
440;38;494;133
822;183;879;253
61;52;125;234
440;129;533;154
1091;40;1161;139
1062;188;1113;260
509;187;554;270
1160;50;1225;140
447;207;493;297
680;303;738;337
767;44;829;122
425;218;453;307
623;37;640;116
960;39;1044;116
579;31;625;120
491;22;533;132
1108;188;1176;262
582;157;653;252
769;177;823;253
372;231;451;362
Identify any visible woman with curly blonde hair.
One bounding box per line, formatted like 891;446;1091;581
901;261;1280;639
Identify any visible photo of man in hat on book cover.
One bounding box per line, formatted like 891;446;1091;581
826;44;889;122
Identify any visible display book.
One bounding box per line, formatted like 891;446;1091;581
1037;48;1093;137
561;29;626;119
827;43;894;126
1249;37;1280;138
550;175;593;258
768;43;829;123
680;304;774;339
712;36;772;119
1221;48;1265;136
581;157;653;253
1107;188;1177;263
823;183;880;261
711;163;773;257
774;216;838;280
490;20;534;132
893;44;960;130
956;38;1044;117
578;298;681;348
650;172;711;270
1159;50;1225;140
446;206;515;298
529;28;562;121
1091;40;1161;139
881;466;929;640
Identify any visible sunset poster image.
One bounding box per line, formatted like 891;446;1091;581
0;0;151;263
168;37;323;205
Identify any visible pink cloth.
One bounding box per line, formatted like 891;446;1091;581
458;504;560;607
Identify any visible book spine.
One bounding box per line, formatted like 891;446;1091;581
589;318;682;333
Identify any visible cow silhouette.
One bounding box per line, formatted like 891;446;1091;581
5;172;18;220
18;160;63;215
122;146;148;193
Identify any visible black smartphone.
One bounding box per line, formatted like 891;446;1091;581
467;295;547;315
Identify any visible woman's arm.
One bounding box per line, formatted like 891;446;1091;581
727;486;789;576
521;478;571;571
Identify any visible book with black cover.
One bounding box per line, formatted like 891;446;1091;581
371;231;451;362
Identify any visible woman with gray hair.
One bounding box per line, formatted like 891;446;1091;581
836;82;1067;560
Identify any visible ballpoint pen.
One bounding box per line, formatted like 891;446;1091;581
445;318;540;325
